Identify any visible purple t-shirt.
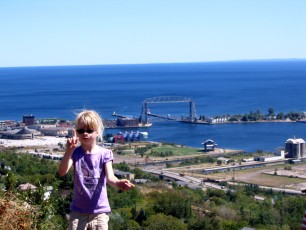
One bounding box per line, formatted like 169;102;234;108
70;146;113;214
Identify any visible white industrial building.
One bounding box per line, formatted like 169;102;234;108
254;150;285;162
285;138;306;159
254;155;284;162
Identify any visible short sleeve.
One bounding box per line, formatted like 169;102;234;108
71;146;83;161
103;148;113;163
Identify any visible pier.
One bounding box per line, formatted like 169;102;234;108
146;112;209;124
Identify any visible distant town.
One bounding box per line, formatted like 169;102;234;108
1;114;306;164
1;109;306;147
0;114;151;145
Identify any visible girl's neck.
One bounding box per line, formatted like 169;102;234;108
81;143;99;154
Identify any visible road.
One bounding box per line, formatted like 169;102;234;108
143;168;225;190
227;182;304;195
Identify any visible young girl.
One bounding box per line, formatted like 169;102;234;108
58;110;134;230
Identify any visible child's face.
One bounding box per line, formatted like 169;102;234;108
76;121;99;145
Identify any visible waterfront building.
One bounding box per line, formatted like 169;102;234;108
112;131;148;142
275;147;285;156
0;120;16;128
253;148;285;162
254;155;284;162
0;127;41;139
208;116;229;124
285;138;306;159
38;118;61;125
23;115;35;126
202;139;217;151
139;131;148;140
113;134;125;143
116;117;139;127
242;158;254;162
39;126;70;137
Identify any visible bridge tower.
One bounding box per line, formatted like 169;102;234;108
190;100;196;122
140;101;149;124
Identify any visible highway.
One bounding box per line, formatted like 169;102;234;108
143;168;224;190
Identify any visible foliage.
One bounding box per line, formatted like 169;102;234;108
148;190;192;219
0;190;67;230
148;144;197;156
108;209;141;230
0;151;61;187
1;149;306;229
108;186;141;209
215;108;306;122
273;195;306;227
113;161;131;172
143;213;187;230
0;192;37;229
132;168;159;181
135;146;152;156
188;217;223;230
179;155;216;167
149;150;174;157
113;162;158;181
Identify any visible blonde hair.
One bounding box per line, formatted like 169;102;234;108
75;110;104;140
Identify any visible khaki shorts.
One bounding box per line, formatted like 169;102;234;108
69;211;109;230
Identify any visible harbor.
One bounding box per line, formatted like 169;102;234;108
110;96;305;128
1;102;306;153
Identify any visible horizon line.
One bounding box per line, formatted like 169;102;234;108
1;58;306;68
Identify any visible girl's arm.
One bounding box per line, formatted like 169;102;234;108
58;130;78;176
105;161;134;191
58;150;74;176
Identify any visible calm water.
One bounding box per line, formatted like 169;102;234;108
1;60;306;152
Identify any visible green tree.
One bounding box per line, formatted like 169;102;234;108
188;217;222;230
143;213;187;230
4;172;17;191
136;208;147;224
268;107;275;117
241;114;249;121
276;112;285;120
126;220;141;230
131;205;137;220
286;111;303;121
150;190;192;219
109;212;125;230
114;162;131;172
108;186;141;209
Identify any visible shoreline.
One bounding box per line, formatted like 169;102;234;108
0;136;67;149
208;119;297;125
0;137;241;155
103;119;298;128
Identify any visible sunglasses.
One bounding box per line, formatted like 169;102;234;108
76;129;95;134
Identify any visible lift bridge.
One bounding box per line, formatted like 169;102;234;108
140;96;197;124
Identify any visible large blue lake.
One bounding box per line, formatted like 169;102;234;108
1;60;306;152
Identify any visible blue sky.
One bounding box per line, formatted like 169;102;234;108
1;1;306;67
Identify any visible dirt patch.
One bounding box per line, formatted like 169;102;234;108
264;168;306;179
189;163;306;191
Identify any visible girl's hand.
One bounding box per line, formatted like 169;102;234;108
117;179;135;191
66;129;79;153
